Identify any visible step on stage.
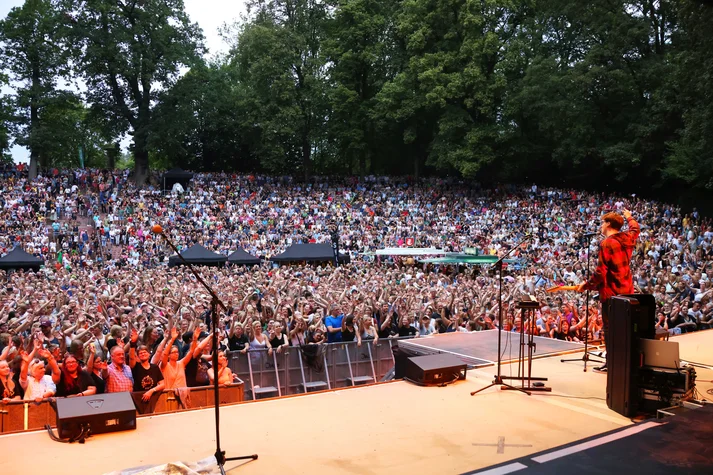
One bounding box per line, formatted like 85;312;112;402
398;330;585;367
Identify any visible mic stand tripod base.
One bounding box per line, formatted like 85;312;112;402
216;452;258;475
560;352;604;372
501;381;551;392
502;376;548;381
471;376;531;396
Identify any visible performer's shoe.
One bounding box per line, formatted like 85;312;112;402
593;365;607;373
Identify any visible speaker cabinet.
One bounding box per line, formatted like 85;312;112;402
607;294;655;417
55;392;137;439
404;354;467;386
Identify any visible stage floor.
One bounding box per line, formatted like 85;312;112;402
399;330;584;367
0;331;710;475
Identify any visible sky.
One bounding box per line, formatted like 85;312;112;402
0;0;248;164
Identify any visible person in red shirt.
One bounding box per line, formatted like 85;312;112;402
577;209;640;373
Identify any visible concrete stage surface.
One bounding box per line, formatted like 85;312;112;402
0;331;711;475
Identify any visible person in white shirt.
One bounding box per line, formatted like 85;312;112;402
695;281;709;302
19;342;58;402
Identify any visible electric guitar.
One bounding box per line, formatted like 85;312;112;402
545;285;579;293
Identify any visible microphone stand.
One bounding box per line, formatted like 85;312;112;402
156;230;258;474
471;234;534;396
560;232;604;371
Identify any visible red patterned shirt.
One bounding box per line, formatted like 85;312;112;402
106;362;134;393
586;217;640;302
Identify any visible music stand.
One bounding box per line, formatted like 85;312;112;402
502;300;551;392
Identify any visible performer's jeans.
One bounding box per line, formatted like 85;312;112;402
601;300;610;366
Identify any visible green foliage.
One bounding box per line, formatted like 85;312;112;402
0;75;11;161
663;0;713;190
229;0;330;178
61;0;205;184
116;151;134;171
0;0;74;177
1;0;712;202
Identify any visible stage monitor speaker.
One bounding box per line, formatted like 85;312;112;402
55;392;137;439
392;341;427;379
607;294;654;417
404;353;467;386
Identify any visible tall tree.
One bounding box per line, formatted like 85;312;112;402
377;0;531;178
664;0;713;192
0;0;72;178
62;0;204;185
232;0;328;178
503;0;679;190
0;74;12;163
151;62;258;172
324;0;400;176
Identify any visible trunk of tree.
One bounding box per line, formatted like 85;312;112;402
28;64;40;179
133;128;149;186
301;132;310;181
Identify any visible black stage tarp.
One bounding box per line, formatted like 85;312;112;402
270;243;350;264
0;247;43;271
227;248;261;266
161;168;194;191
167;244;227;267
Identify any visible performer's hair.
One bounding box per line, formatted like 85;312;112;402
602;212;624;231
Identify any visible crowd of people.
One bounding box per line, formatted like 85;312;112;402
0;165;712;406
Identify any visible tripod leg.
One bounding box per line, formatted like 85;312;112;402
471;382;498;396
225;455;260;461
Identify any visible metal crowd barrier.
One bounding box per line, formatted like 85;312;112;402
0;382;244;435
228;338;404;401
0;339;409;433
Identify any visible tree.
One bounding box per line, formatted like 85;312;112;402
150;62;257;172
230;0;329;178
62;0;204;185
37;92;108;168
0;0;72;178
324;0;402;176
376;0;531;178
0;74;12;163
664;0;713;191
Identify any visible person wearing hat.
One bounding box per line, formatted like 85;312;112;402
39;317;60;347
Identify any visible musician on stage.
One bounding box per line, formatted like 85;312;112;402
576;209;640;373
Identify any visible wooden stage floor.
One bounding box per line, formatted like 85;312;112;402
1;331;711;475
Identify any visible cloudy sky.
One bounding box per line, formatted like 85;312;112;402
1;0;248;163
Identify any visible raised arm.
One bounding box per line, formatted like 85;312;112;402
128;329;139;368
158;329;177;369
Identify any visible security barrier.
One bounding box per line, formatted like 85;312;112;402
229;339;399;400
0;339;404;433
0;382;244;434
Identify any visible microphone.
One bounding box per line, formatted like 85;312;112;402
151;224;164;235
581;232;598;238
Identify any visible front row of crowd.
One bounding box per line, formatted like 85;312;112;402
1;289;709;406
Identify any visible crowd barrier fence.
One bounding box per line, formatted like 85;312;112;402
228;338;404;400
0;338;409;434
0;383;244;435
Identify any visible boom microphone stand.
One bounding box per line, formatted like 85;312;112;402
560;232;604;371
152;225;258;474
471;234;534;397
